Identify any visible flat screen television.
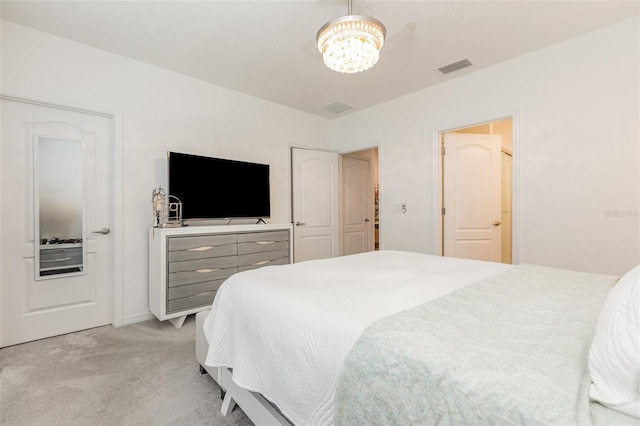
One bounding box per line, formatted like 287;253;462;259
167;151;270;220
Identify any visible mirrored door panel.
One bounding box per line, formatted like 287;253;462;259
35;136;86;279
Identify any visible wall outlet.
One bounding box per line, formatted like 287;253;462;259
401;203;407;213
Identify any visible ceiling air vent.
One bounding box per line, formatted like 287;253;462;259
322;101;353;114
437;58;473;75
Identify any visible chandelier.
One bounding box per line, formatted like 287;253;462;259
316;0;386;74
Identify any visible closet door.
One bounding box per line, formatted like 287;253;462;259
342;155;374;255
291;148;339;262
1;99;113;347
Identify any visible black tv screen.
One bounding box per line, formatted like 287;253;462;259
168;152;270;220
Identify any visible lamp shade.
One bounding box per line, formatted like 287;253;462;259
316;15;386;74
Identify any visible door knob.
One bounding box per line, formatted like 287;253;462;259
92;227;111;235
364;218;370;222
492;221;502;227
295;222;306;226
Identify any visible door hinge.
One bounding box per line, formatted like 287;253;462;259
441;207;446;215
441;145;445;155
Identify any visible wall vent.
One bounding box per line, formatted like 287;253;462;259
322;101;353;114
437;58;473;75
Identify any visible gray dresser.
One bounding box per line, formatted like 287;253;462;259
39;243;83;276
149;224;292;327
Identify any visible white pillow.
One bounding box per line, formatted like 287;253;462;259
588;265;640;418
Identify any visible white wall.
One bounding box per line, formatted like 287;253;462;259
1;20;331;324
332;17;640;277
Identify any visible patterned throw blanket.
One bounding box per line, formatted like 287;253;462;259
335;264;617;426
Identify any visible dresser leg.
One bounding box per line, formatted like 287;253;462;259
168;315;187;328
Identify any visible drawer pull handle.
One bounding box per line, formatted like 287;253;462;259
256;241;275;245
196;268;219;273
252;260;271;266
188;246;213;252
51;257;72;262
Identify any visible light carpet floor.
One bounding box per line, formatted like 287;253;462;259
0;316;253;426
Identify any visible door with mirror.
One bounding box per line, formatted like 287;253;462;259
1;99;113;347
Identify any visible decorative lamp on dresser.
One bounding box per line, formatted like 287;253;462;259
149;223;292;328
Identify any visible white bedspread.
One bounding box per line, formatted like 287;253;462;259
203;250;513;425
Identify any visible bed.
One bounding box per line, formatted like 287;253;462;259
198;250;639;425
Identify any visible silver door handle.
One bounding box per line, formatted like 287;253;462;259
92;227;111;235
492;221;502;227
295;222;306;226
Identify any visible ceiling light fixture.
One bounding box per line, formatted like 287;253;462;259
316;0;386;74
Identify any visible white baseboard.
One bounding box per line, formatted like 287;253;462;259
117;312;154;327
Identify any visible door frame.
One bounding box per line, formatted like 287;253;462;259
0;94;125;327
433;112;519;264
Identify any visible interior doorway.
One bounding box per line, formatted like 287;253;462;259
340;147;379;255
438;119;513;264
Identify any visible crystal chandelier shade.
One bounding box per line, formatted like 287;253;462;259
316;11;386;74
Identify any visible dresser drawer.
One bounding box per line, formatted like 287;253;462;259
168;234;237;262
238;230;289;255
40;246;83;270
168;255;238;274
167;291;216;314
238;249;289;270
40;246;82;260
168;267;236;287
40;256;83;270
238;240;289;255
168;279;225;300
239;256;289;272
238;230;289;243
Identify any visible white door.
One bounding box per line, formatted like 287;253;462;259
1;99;113;347
443;133;502;262
291;148;339;262
341;155;373;255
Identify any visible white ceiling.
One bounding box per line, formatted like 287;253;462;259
1;1;638;119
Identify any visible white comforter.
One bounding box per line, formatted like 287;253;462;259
203;250;513;425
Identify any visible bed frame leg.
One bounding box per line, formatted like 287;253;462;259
199;364;227;402
220;392;237;416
